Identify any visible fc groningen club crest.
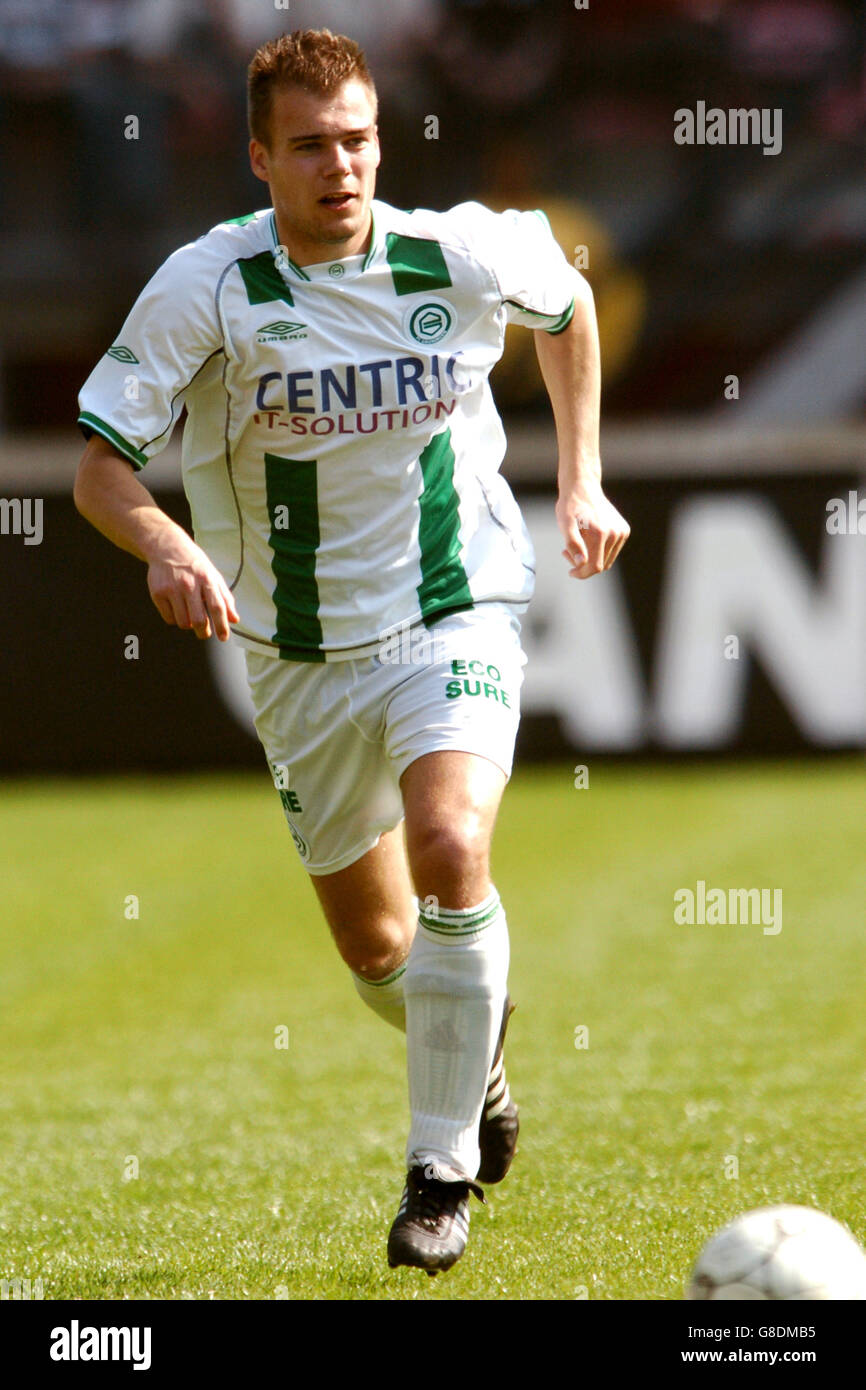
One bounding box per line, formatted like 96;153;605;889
404;299;454;346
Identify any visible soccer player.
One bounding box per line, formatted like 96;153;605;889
74;28;630;1275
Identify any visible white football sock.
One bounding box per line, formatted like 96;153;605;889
349;895;416;1031
403;887;509;1182
351;960;407;1032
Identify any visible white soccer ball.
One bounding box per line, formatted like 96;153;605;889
686;1205;866;1300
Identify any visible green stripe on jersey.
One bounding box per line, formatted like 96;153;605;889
264;453;324;659
416;428;473;623
546;297;576;335
385;233;452;296
77;412;148;469
503;296;575;334
238;251;294;306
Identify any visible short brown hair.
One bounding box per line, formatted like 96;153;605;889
248;29;377;146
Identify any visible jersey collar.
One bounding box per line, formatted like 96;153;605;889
269;206;379;280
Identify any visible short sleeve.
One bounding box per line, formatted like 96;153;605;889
77;240;224;470
488;207;581;334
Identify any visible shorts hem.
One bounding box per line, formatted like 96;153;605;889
300;817;405;877
392;739;514;786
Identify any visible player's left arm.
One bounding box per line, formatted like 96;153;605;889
533;276;630;579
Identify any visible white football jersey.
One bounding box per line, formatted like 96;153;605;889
78;199;580;661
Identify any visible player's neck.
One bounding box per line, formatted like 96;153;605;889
273;213;373;268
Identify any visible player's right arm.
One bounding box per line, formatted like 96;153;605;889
74;434;239;641
75;228;242;640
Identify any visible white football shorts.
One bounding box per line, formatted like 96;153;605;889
243;601;527;875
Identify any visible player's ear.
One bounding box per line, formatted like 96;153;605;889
373;126;381;170
249;138;270;184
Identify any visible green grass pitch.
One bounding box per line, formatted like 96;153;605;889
1;760;864;1300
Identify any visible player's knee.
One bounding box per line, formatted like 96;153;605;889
346;943;409;980
408;816;489;894
334;919;412;979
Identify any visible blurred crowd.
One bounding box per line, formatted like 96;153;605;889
2;0;866;423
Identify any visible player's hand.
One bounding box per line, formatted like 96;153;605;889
556;480;630;579
146;533;240;641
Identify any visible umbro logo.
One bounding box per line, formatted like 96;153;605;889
107;345;139;364
257;319;308;342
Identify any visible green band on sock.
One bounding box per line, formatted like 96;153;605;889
418;891;502;936
351;962;407;988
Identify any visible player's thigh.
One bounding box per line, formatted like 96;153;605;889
400;750;506;901
384;603;525;902
245;649;403;878
309;821;417;976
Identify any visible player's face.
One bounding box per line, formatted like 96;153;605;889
249;79;380;265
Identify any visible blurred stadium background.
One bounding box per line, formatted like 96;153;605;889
3;0;866;1306
3;0;865;766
